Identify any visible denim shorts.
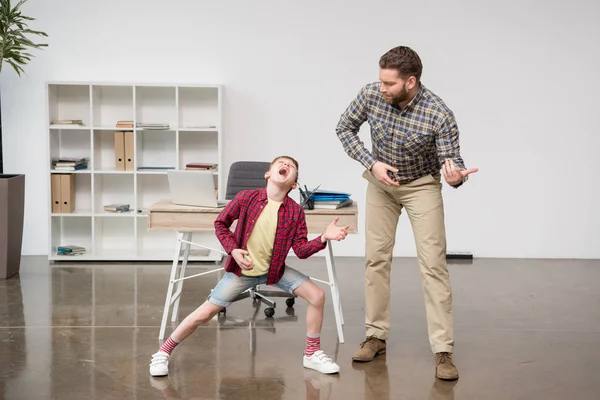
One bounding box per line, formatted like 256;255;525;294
207;266;310;308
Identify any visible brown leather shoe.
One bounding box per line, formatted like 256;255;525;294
352;336;386;362
435;352;459;380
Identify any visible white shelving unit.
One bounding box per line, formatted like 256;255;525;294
46;82;223;262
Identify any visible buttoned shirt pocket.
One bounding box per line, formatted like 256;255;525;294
402;129;434;156
369;120;388;141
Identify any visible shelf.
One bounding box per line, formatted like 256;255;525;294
48;249;222;262
73;173;92;213
49;172;92;215
93;170;134;174
95;211;136;217
178;131;219;169
48;84;91;126
136;130;176;170
136;217;175;257
135;86;176;129
92;85;134;127
93;174;134;213
178;86;219;130
92;129;134;171
50;216;93;256
178;128;218;132
92;126;134;131
50;170;91;174
49;129;91;169
94;217;135;253
48;82;223;262
136;170;169;175
49;125;91;130
51;212;93;217
137;174;170;211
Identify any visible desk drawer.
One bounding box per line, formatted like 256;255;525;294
306;213;358;234
148;211;218;231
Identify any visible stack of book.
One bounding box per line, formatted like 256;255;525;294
136;122;170;130
311;189;353;209
52;157;89;171
50;119;85;128
57;245;86;256
103;203;130;213
185;162;218;172
116;120;134;128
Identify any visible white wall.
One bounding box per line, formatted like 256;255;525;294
2;0;599;259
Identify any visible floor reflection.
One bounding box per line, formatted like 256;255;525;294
2;257;600;399
0;275;26;397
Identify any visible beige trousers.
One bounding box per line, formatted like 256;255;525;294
362;170;454;354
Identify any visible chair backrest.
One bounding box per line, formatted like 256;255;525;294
225;161;271;200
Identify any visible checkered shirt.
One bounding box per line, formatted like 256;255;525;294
214;187;326;285
336;82;467;183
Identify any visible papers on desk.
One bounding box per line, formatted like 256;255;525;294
309;189;354;209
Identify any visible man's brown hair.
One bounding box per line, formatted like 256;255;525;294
379;46;423;82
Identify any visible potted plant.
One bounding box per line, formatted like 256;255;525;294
0;0;47;279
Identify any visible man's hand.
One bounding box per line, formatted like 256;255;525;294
371;161;399;186
321;217;350;243
231;249;254;270
442;159;479;186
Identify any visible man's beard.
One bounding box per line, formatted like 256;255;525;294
386;85;409;107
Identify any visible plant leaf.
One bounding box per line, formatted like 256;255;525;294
1;0;48;75
6;57;25;77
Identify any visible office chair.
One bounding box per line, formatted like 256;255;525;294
217;161;297;318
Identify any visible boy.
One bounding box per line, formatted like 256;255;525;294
149;156;349;376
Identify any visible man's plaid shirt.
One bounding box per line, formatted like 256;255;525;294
336;82;467;183
214;187;326;285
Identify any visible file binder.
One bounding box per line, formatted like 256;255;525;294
114;131;125;170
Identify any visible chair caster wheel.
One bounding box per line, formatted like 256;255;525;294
285;298;295;308
264;307;275;318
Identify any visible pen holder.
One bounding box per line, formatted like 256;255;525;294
299;189;315;210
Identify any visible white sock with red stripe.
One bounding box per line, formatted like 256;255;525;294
305;333;321;357
159;335;180;355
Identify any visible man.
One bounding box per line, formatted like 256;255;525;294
335;46;478;380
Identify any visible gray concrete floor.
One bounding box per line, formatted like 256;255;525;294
1;255;599;399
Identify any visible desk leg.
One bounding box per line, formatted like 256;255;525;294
325;240;344;343
159;232;184;340
171;232;192;322
326;242;344;326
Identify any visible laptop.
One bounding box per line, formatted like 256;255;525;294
167;170;229;208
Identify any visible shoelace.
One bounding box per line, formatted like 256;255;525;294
438;352;451;364
359;335;380;348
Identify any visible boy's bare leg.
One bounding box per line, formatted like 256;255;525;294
293;280;325;335
293;279;340;374
171;301;223;341
150;300;223;377
151;271;257;376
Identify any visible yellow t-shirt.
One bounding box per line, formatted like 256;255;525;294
242;198;282;276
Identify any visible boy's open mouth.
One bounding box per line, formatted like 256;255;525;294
278;167;289;177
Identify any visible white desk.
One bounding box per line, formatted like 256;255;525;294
148;199;359;343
